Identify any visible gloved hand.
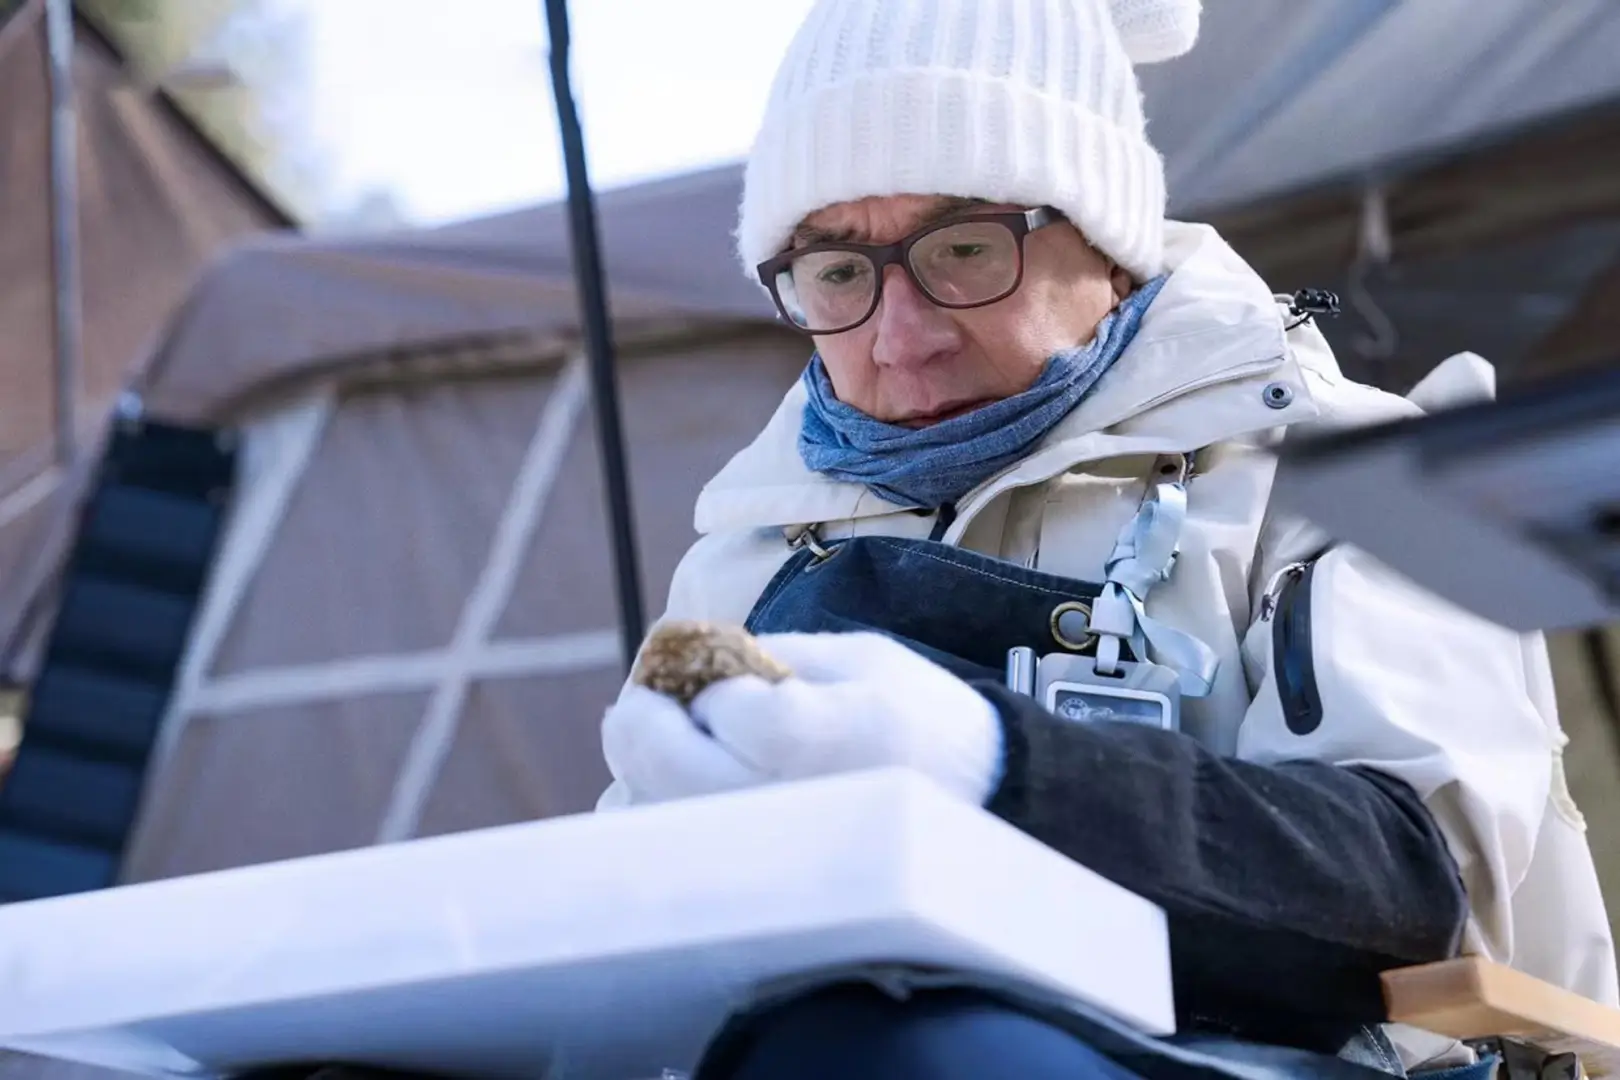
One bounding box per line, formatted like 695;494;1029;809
599;631;1004;809
599;682;769;808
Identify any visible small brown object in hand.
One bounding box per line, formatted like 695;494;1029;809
632;620;793;707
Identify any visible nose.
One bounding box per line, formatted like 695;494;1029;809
869;265;962;371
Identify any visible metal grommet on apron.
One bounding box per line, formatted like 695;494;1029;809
749;531;1109;684
1048;601;1096;653
1262;382;1295;409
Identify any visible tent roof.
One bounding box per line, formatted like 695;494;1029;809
1143;0;1620;213
136;166;776;423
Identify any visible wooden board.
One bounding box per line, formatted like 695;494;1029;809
1384;958;1620;1077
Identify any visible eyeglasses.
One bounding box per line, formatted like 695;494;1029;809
756;206;1063;335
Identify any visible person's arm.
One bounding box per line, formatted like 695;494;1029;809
974;682;1466;1046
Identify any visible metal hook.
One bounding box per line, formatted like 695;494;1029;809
785;523;834;562
1347;186;1400;361
1346;260;1400;361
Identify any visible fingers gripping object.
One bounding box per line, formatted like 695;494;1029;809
613;625;1003;807
630;620;793;708
600;621;787;807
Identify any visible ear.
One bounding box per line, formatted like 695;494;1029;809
1109;261;1134;303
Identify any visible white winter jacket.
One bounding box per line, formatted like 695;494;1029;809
625;222;1617;1043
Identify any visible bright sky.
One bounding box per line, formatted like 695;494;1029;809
303;0;817;226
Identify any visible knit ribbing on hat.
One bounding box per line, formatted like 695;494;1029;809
736;0;1203;285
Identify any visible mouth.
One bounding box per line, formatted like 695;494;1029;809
891;398;996;428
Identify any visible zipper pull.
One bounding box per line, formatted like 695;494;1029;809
1260;561;1309;621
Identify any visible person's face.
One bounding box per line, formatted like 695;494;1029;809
794;194;1133;427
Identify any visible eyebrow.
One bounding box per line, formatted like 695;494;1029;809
790;196;989;247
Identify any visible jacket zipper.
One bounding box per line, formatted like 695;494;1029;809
1266;560;1324;735
1133;353;1286;415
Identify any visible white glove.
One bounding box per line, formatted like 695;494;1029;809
692;632;1004;805
600;683;769;808
598;632;1005;810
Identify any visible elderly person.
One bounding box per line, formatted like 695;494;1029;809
599;0;1617;1077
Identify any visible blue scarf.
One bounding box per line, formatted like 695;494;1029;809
798;275;1167;508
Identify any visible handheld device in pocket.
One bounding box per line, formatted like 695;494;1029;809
1006;646;1180;730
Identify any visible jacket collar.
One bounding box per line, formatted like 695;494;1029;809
695;222;1323;535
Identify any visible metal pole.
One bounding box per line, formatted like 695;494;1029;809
44;0;82;468
542;0;647;670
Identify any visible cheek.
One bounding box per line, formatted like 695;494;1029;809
965;296;1071;376
813;335;875;394
1003;273;1120;353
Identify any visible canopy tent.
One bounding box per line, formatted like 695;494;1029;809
0;0;291;699
2;4;1620;1077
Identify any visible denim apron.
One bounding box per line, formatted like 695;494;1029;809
747;532;1110;683
728;527;1494;1080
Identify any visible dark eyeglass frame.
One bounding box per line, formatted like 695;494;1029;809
756;205;1063;335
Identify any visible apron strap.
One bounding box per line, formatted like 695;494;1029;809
1091;460;1221;698
780;451;1223;697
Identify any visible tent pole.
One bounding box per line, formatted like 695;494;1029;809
44;0;82;468
542;0;647;671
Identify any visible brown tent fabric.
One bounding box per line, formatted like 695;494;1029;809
1526;242;1620;378
1199;100;1620;393
0;1;58;475
119;327;809;882
129;182;776;426
1206;100;1620;291
0;305;811;1079
0;1;286;472
0;0;288;674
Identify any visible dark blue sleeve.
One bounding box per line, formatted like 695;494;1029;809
973;682;1469;1050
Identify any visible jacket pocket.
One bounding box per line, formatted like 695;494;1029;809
1266;560;1324;735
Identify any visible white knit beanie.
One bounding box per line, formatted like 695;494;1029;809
736;0;1202;283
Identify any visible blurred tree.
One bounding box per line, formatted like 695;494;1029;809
77;0;330;222
317;188;410;234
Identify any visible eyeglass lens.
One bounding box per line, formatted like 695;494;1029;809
773;220;1023;332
